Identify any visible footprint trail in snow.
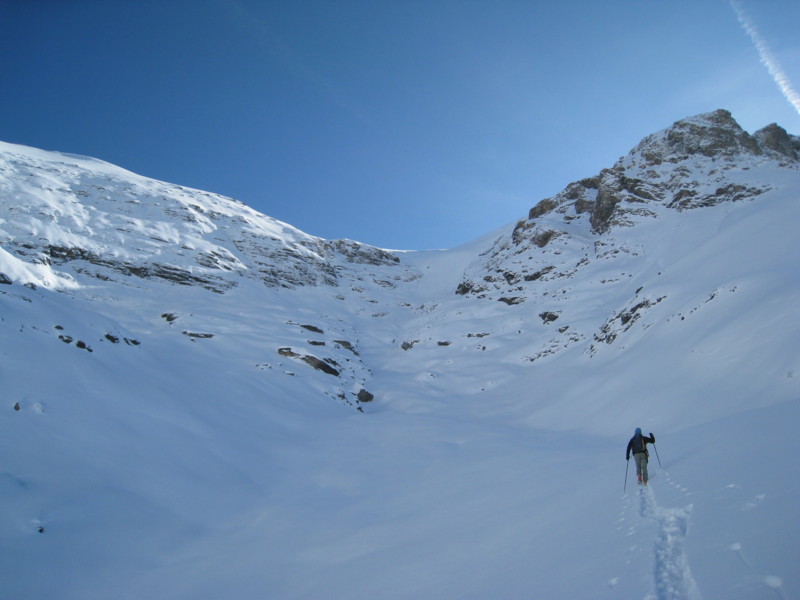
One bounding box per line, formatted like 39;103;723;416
638;483;702;600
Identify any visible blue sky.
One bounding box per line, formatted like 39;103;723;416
2;0;799;250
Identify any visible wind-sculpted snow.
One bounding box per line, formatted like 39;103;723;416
0;141;403;292
1;111;799;599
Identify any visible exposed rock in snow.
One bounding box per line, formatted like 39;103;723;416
0;141;405;292
457;110;797;303
753;122;799;160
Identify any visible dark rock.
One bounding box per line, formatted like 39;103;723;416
326;239;400;266
195;249;237;270
668;183;766;209
533;230;559;248
528;198;558;220
539;311;560;323
357;389;374;403
501;271;520;285
333;340;359;355
513;221;567;247
754;123;798;160
46;245;95;261
594;296;666;344
525;266;555;281
300;355;340;376
512;220;535;245
182;331;214;339
670;189;698;207
300;324;324;334
0;273;12;285
45;246;234;293
455;281;474;295
591;175;624;232
277;348;340;376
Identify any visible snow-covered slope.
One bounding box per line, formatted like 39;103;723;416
1;110;798;599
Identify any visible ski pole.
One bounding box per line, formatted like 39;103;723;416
624;458;629;492
653;443;662;468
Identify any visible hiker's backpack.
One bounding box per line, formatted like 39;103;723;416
632;433;648;456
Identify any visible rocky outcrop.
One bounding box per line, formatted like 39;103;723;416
278;347;341;376
631;109;762;164
457;109;796;300
518;110;796;235
753;123;799;160
325;239;400;266
516;110;796;236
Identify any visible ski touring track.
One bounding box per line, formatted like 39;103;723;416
620;470;702;600
618;469;791;600
638;477;702;600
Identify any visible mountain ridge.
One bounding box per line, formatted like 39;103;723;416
2;110;796;299
1;109;798;416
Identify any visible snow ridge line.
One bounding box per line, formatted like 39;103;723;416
638;485;702;600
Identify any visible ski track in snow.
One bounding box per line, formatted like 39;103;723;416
622;472;791;600
636;474;702;600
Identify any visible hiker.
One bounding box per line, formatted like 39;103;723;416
626;428;656;485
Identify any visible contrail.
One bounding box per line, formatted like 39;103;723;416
730;0;800;116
